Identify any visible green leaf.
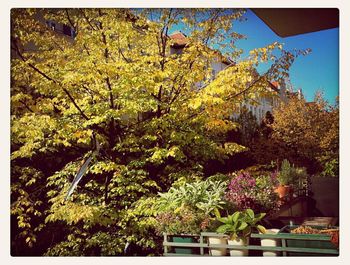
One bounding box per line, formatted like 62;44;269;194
245;208;254;219
213;208;221;219
231;211;241;223
217;217;229;224
257;225;267;234
255;212;266;221
216;224;232;234
238;222;248;231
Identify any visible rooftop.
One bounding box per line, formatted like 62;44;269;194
169;31;188;47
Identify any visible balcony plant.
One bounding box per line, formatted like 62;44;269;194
275;159;294;199
154;178;228;254
224;171;280;214
275;159;309;199
216;209;266;256
224;171;258;211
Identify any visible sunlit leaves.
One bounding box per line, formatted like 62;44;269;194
10;8;307;255
271;92;338;172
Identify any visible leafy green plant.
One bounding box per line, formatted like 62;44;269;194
156;178;227;216
216;209;266;241
277;159;294;185
277;159;309;195
321;158;339;177
154;178;228;234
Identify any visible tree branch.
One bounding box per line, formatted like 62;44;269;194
11;38;90;121
65;9;76;29
104;174;112;205
19;99;35;113
105;77;114;109
80;9;97;31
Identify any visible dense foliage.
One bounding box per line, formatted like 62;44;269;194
271;93;339;175
11;8;307;256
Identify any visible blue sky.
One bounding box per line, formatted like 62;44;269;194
235;9;339;105
168;9;339;105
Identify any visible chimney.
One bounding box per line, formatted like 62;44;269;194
297;88;303;99
279;80;287;102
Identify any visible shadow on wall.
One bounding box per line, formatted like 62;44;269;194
310;176;339;217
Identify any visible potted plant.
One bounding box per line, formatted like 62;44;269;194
155;178;228;254
156;207;203;254
216;209;266;256
275;159;294;199
204;217;228;256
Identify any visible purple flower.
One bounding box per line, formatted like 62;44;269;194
226;171;259;211
228;172;256;194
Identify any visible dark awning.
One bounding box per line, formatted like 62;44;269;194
251;8;339;37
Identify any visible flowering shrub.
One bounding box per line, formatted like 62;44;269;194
227;171;256;194
155;206;212;235
225;172;257;211
225;171;280;213
255;174;281;212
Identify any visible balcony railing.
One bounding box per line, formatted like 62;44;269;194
163;230;339;256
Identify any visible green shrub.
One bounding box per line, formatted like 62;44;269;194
154;178;228;234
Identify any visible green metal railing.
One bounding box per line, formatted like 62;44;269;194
163;231;339;256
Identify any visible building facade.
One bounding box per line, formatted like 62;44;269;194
169;31;296;124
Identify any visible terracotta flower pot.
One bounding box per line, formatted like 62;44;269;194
274;185;292;199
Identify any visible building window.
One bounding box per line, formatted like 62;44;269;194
46;20;56;31
212;69;216;78
63;24;74;37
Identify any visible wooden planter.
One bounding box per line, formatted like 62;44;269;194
278;225;338;256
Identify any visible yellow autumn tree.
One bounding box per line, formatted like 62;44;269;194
271;92;339;174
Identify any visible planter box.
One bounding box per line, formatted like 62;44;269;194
279;225;338;256
167;235;200;255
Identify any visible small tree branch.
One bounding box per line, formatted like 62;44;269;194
11;38;90;121
18;99;35;113
105;77;114;109
65;9;76;29
80;9;97;31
